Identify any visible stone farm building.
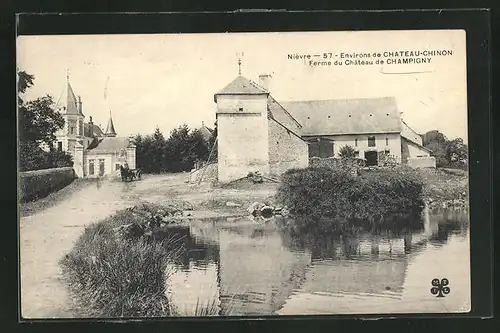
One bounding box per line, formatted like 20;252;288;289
52;77;136;178
213;74;435;183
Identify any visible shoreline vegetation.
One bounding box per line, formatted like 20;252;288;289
56;164;468;318
60;203;187;317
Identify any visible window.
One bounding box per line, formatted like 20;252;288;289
57;141;63;151
99;159;105;176
239;107;244;112
354;151;360;157
354;138;358;147
116;163;121;171
385;137;389;146
89;160;95;175
70;127;74;135
119;149;127;158
368;136;376;147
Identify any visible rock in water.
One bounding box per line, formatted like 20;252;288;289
247;202;265;214
279;207;290;217
260;205;275;217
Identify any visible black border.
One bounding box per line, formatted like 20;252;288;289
3;8;494;333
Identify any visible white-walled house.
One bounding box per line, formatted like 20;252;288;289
53;77;136;178
281;97;434;167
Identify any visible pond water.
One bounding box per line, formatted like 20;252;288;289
164;208;470;316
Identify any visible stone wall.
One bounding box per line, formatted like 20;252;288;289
407;156;436;168
19;167;75;202
268;119;308;176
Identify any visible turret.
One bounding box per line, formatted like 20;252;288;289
104;110;117;137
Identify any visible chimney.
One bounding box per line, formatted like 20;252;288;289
89;116;93;137
202;121;205;127
258;74;272;91
77;96;83;114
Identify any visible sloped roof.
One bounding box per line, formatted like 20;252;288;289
281;97;402;136
83;123;104;138
401;119;423;146
402;136;433;152
267;96;303;138
86;137;131;154
104;115;117;137
56;81;82;116
268;96;302;130
214;75;268;102
198;124;213;142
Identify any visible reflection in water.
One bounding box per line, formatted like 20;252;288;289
163;208;469;316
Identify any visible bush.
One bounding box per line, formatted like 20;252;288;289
276;165;425;228
19;141;74;172
60;205;185;318
19;167;75;202
276;166;355;219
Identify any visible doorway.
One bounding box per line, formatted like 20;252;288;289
365;150;378;166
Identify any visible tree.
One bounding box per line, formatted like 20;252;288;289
186;129;210;167
338;145;357;159
18;70;34;94
19;96;65;145
446;138;468;169
134;124;212;174
151;127;167;172
17;70;73;171
422;130;468;169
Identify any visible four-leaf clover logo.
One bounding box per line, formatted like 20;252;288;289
430;278;450;298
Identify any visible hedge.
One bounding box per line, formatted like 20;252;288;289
276;165;425;230
19;167;75;202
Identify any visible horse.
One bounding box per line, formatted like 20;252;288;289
120;165;142;182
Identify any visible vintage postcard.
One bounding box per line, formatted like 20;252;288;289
17;30;469;318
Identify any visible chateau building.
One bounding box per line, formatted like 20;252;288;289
54;76;136;178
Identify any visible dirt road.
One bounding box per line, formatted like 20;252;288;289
19;173;276;318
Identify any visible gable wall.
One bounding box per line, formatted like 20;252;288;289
268;120;308;176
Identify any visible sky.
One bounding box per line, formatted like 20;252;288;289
17;30;467;141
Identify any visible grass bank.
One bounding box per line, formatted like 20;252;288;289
60;202;188;318
418;167;468;208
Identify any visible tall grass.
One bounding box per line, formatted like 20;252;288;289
60;207;184;318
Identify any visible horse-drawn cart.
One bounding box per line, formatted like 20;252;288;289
120;166;142;182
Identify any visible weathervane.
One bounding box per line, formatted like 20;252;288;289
236;52;244;75
66;68;70;82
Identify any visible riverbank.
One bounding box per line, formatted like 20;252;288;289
20;167;466;221
178;167;468;217
19;167;467;318
419;168;468;209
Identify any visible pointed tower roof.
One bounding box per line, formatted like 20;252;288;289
104;110;117;137
214;75;268;102
56;76;81;115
